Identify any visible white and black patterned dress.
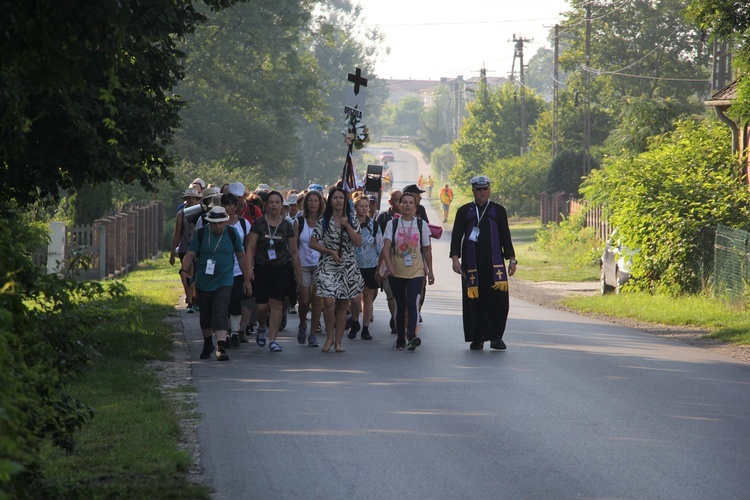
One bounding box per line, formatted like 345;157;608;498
313;217;364;299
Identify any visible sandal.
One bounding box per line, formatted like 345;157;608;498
334;344;346;353
269;341;282;352
321;338;333;352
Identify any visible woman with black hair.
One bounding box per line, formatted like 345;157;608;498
309;187;363;352
247;191;303;352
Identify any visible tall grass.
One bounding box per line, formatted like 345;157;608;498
40;256;210;499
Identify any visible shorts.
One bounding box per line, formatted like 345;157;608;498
229;274;248;316
441;202;450;212
300;265;318;287
197;286;232;331
253;262;294;305
359;267;379;290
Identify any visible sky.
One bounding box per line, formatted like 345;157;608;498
358;0;572;81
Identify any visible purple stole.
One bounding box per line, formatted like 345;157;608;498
464;202;508;298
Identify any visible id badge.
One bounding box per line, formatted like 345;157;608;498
205;259;216;275
469;227;480;242
404;252;413;267
268;248;277;260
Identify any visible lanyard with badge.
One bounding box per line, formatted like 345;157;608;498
469;202;489;242
267;220;280;260
204;228;225;275
402;218;416;266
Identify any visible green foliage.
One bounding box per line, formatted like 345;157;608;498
414;85;455;158
430;144;456;180
380;96;423;137
546;150;599;196
687;0;750;121
451;81;547;184
0;0;251;206
534;213;602;269
485;155;548;216
0;204;127;495
69;183;114;226
604;96;703;155
581;119;750;295
172;1;384;189
560;0;709;101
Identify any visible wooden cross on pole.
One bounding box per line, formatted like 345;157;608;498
348;68;368;95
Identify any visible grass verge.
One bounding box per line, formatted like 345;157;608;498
40;256;210;499
562;292;750;344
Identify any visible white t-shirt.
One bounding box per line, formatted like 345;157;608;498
383;217;430;279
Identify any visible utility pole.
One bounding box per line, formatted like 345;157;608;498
583;3;591;175
553;24;559;160
513;34;532;155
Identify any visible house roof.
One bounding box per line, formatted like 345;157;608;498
704;80;738;107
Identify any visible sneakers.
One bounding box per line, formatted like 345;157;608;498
216;342;229;361
393;340;406;350
256;328;267;347
230;333;241;348
200;341;214;359
288;305;297;315
490;339;507;350
361;327;372;340
407;337;421;351
347;320;360;339
245;322;255;336
238;332;249;343
186;304;194;313
297;325;307;345
269;341;283;352
469;341;484;350
307;335;319;347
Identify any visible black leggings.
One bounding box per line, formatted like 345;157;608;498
388;275;424;343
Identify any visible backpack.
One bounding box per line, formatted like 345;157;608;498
390;217;423;254
195;226;238;259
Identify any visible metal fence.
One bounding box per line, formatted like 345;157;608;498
713;224;750;304
41;202;164;280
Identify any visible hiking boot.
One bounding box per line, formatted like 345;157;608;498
347;320;360;339
200;341;214;359
216;342;229;361
230;333;241;348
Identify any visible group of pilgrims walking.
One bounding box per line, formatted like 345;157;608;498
172;173;516;362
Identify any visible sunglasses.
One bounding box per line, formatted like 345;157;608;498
473;186;489;191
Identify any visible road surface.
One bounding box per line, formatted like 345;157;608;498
182;150;750;499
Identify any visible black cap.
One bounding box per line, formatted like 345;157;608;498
403;184;425;194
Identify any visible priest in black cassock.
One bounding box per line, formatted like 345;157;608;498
449;175;517;350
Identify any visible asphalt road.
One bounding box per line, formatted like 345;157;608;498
184;150;750;499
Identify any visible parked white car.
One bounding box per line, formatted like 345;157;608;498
600;230;635;294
